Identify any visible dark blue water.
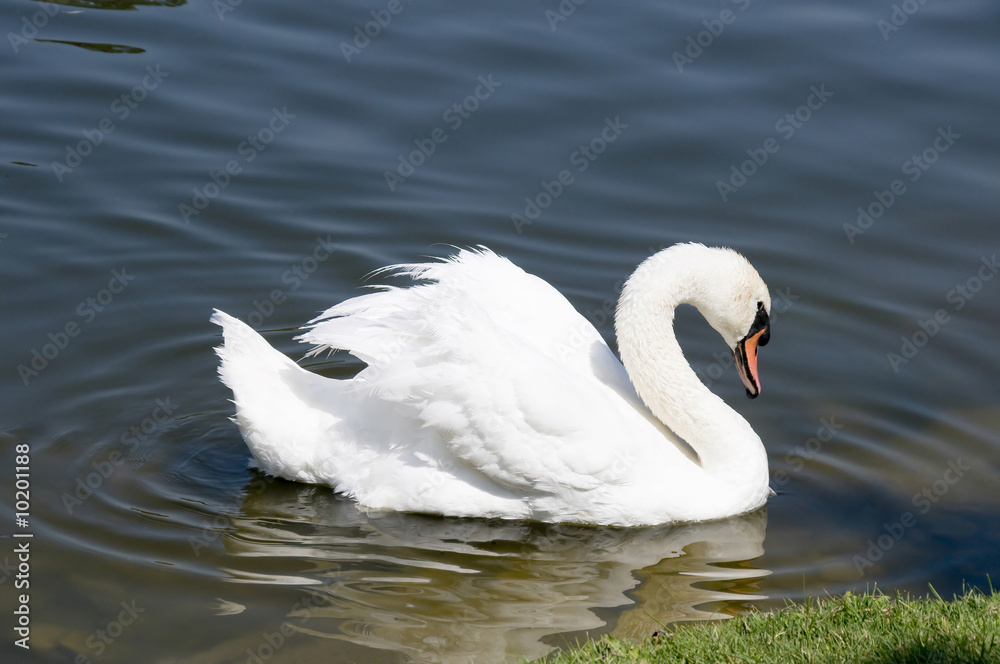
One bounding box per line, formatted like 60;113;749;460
2;0;999;662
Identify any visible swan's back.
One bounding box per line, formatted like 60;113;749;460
214;248;707;524
302;249;601;378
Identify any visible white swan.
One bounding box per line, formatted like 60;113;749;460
211;243;772;526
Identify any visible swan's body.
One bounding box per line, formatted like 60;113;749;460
212;244;772;526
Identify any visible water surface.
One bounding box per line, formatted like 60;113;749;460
2;0;999;662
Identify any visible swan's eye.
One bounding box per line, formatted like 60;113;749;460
749;301;770;347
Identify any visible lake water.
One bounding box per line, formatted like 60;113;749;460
3;0;999;662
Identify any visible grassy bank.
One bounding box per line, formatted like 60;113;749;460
548;588;998;664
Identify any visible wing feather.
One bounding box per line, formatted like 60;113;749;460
295;248;636;498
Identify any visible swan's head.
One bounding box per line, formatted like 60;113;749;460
687;246;771;399
618;243;773;399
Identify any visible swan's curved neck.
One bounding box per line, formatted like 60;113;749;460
615;251;765;485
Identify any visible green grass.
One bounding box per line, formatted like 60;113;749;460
545;587;999;664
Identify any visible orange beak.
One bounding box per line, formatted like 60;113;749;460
734;328;768;398
733;303;770;399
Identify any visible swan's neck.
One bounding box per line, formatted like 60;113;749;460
615;252;766;486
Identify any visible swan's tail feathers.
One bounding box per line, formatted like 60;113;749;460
210;309;345;483
212;309;299;379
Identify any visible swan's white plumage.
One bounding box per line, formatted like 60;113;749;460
213;245;772;526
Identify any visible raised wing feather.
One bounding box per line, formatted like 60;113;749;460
296;248;641;498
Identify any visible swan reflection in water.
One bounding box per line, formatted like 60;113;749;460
216;479;770;664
